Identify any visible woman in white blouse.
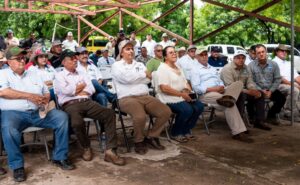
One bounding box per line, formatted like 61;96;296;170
28;48;56;100
156;46;204;143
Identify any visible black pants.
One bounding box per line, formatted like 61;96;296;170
63;99;117;149
267;90;286;118
236;92;265;122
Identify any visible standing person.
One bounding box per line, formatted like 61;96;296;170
177;45;198;81
142;34;156;57
105;36;115;57
130;32;141;57
0;47;74;182
273;44;300;120
5;29;19;47
54;49;126;165
114;30;126;60
208;47;227;67
245;45;257;65
156;46;204;142
135;47;152;65
146;44;164;72
49;40;63;68
248;44;286;125
97;49;115;66
62;32;79;52
21;32;37;49
159;33;173;49
112;40;172;155
89;50;102;65
220;51;270;131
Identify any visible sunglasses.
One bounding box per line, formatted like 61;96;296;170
10;56;26;62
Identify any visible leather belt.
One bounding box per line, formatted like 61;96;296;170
62;98;90;108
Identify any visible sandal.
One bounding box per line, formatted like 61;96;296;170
171;135;188;143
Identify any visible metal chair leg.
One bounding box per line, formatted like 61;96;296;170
201;114;210;135
119;112;130;152
42;135;50;161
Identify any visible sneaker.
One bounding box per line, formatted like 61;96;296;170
13;167;26;182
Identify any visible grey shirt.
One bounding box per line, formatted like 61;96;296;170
247;60;281;92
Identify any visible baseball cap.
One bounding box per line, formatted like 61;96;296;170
7;29;13;34
60;49;76;61
177;47;186;52
52;40;62;46
116;40;136;60
75;47;88;53
232;50;247;58
5;47;27;60
67;32;73;36
162;33;168;37
195;47;208;55
187;45;197;51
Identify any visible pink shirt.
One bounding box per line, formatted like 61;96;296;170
54;68;95;106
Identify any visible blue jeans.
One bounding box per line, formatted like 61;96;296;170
1;109;69;170
167;100;204;136
91;79;116;107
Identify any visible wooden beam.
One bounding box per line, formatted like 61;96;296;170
135;0;188;34
4;0;9;8
77;16;110;38
193;0;283;43
140;0;162;5
202;0;300;32
120;8;190;44
77;16;80;44
0;7;93;15
119;9;123;30
95;7;118;13
54;3;95;15
189;0;194;44
80;10;119;43
33;0;140;8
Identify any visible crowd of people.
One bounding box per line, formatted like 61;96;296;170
0;28;298;182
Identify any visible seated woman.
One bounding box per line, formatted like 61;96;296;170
156;46;204;143
28;48;56;100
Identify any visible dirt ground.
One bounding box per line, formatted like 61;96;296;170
0;112;300;185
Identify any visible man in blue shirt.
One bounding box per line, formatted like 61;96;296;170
208;47;228;68
0;47;74;182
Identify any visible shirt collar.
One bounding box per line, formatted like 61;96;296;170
63;68;78;76
9;67;28;78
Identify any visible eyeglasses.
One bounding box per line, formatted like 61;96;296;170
10;56;26;62
155;50;163;52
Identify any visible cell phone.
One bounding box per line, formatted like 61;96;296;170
189;93;197;101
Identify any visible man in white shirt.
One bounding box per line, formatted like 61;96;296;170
105;36;115;57
62;32;79;52
0;47;74;182
130;32;141;57
97;49;115;66
112;40;171;155
159;33;173;49
76;47;116;107
142;34;156;57
54;49;125;165
273;44;300;119
177;45;198;81
5;29;19;47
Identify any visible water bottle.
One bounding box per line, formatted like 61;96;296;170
100;132;106;153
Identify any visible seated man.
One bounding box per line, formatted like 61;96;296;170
0;47;74;182
76;47;116;107
248;44;286;125
208;47;227;68
146;44;164;73
273;44;300;120
112;40;172;155
191;48;253;143
97;49;115;66
135;46;152;65
221;51;271;130
54;49;125;165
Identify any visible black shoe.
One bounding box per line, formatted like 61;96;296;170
254;122;272;131
232;133;254;143
0;167;6;175
134;141;148;155
144;137;165;150
52;159;75;170
13;167;26;182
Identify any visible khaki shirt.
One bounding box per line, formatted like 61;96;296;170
220;62;256;90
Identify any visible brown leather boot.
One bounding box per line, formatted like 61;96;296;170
82;148;93;161
104;149;126;166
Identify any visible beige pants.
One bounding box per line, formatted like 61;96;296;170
199;81;247;135
278;84;299;111
119;95;172;142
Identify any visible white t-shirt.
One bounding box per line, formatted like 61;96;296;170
273;56;299;82
142;39;157;57
62;39;79;52
156;63;187;104
28;65;56;83
159;40;173;49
